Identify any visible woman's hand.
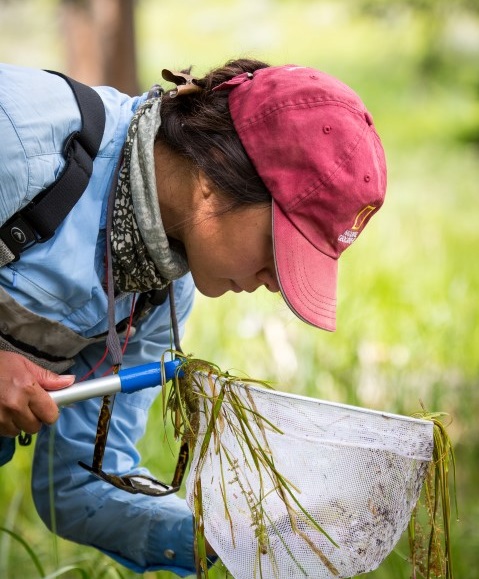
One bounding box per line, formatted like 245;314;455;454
0;351;75;437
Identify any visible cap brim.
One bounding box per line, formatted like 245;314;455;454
273;202;337;331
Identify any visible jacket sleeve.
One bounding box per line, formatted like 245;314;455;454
0;64;81;224
31;275;198;576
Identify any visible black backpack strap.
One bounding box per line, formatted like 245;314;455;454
0;71;106;265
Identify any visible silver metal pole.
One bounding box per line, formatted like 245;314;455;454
50;374;122;406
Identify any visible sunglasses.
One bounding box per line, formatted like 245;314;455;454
79;392;189;496
78;281;189;496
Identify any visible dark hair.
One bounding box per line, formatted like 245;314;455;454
157;58;271;209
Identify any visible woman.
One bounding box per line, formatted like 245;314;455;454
0;58;386;575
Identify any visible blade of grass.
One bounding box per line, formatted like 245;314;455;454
0;487;23;576
0;527;45;577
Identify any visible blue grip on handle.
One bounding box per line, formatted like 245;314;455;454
119;359;183;394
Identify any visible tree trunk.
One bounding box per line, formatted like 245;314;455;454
60;0;139;95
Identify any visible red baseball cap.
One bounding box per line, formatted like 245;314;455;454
215;65;387;331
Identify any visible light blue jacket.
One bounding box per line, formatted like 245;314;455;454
0;64;197;576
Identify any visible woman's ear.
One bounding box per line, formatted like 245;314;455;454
195;170;230;217
197;170;215;200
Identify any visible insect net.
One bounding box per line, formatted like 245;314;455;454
184;375;433;579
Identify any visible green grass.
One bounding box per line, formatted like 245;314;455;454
1;0;478;577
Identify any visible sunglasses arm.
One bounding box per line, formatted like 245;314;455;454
50;359;183;406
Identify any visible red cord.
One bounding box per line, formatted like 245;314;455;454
78;293;138;382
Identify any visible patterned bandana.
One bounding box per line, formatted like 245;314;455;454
111;93;189;293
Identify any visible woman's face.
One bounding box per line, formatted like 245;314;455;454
183;201;279;298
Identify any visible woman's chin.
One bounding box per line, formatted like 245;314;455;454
195;281;242;298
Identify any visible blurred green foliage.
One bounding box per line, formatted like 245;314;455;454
1;0;478;577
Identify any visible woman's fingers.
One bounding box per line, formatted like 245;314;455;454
0;350;72;435
0;380;57;435
28;384;61;426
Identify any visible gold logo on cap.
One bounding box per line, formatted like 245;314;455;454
352;205;377;231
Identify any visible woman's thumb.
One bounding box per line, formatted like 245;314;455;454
36;368;76;391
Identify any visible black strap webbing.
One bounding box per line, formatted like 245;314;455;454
0;71;106;262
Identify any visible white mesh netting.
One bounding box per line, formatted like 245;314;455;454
185;375;434;579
